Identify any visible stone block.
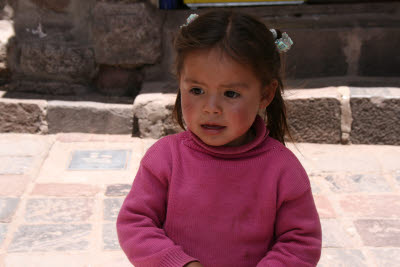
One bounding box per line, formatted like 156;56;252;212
93;2;162;66
19;42;95;83
8;224;91;252
354;219;400;247
104;198;124;222
32;183;100;197
0;19;14;84
359;29;400;77
0;198;19;223
133;92;182;138
47;100;133;134
7;80;90;95
285;30;348;79
285;88;342;143
0;156;34;175
105;184;131;197
318;248;367;267
350;87;400;145
68;149;131;171
0;99;47;133
103;223;119;250
324;174;392;193
340;195;400;218
30;0;71;13
25;198;94;223
95;65;143;97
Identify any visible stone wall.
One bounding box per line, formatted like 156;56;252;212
1;1;400;96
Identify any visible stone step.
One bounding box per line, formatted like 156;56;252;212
1;83;399;145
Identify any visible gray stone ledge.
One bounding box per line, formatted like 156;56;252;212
350;87;400;145
1;86;400;145
47;100;132;134
0;98;47;134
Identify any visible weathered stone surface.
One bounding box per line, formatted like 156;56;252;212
320;219;353;248
47;100;132;134
25;198;94;223
104;198;123;222
340;195;400;218
285;88;342;143
133;92;181;138
6;80;90;95
0;175;30;196
285;30;348;79
359;29;400;77
9;224;91;252
370;248;400;267
93;2;162;66
314;195;336;219
105;184;131;197
324;174;392;193
350;87;400;145
0;223;6;246
0;198;19;223
0;156;34;175
318;248;367;267
19;42;95;83
68;149;131;170
95;65;143;97
103;223;119;250
0;99;47;133
32;183;99;197
0;19;13;84
354;219;400;247
30;0;71;13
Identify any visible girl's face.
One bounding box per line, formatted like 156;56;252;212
179;48;273;147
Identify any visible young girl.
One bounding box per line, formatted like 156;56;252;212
117;10;322;267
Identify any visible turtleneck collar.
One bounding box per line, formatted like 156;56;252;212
182;115;270;158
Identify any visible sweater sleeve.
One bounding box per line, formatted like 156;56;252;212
116;143;198;267
257;153;322;267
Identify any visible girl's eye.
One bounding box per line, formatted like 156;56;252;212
189;87;204;95
224;91;240;98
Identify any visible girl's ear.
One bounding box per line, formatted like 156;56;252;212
259;79;278;109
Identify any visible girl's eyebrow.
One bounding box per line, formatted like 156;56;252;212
184;78;248;89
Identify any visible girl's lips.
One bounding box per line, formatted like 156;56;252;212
201;124;225;130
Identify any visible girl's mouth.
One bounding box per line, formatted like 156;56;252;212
201;124;226;134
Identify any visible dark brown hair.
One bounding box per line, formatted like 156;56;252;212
172;10;291;145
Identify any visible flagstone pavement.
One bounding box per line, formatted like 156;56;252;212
0;133;399;267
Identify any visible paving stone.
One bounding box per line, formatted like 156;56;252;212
68;149;131;171
0;223;7;246
321;219;353;248
25;198;94;223
324;174;391;193
369;248;400;267
104;198;124;222
105;184;131;197
103;223;119;250
317;248;367;267
0;175;30;196
0;198;19;223
0;156;34;175
32;183;100;197
314;195;336;219
8;224;91;252
354;219;400;247
340;195;400;218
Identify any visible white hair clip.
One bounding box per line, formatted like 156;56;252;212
180;14;199;28
270;29;293;53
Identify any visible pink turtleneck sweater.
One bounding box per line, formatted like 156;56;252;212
117;116;322;267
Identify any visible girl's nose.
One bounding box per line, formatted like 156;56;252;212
203;95;222;114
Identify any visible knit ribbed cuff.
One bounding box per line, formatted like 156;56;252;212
159;246;198;267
